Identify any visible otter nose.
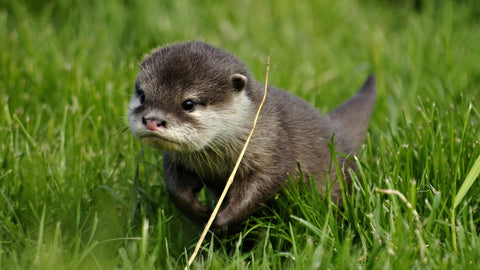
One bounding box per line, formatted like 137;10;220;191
142;117;167;131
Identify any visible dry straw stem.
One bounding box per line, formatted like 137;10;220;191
185;56;271;269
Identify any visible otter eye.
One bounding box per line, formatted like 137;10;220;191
136;89;145;104
182;100;195;112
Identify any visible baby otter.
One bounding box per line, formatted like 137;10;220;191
128;41;376;236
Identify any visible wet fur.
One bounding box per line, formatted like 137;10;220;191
128;41;376;236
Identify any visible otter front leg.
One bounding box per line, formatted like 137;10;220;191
163;156;211;224
212;174;281;236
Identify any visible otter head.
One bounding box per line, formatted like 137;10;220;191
128;41;254;153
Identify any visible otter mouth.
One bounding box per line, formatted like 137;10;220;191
136;131;178;147
139;133;176;144
136;130;198;152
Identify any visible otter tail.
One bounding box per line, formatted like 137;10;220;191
329;74;377;154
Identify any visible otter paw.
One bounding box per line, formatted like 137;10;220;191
211;220;229;237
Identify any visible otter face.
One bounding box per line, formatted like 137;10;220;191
128;42;253;153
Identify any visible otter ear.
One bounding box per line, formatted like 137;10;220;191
230;73;247;91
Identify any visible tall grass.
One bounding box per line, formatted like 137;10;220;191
1;0;480;268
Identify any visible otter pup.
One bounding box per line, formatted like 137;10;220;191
128;41;376;236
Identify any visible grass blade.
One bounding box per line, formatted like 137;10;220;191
454;154;480;209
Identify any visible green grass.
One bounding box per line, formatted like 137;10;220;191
1;0;480;268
